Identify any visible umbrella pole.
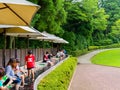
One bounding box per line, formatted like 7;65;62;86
51;42;53;55
3;29;6;67
60;43;62;50
57;44;60;51
27;35;29;49
42;40;44;56
14;37;17;58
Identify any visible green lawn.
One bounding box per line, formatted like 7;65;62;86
91;48;120;67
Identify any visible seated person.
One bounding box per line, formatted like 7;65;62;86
43;52;54;66
43;52;49;62
56;50;61;58
15;59;26;87
0;67;8;90
48;53;53;60
56;50;65;60
5;58;21;90
63;49;68;57
0;67;12;90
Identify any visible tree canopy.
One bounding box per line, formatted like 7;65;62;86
0;0;120;52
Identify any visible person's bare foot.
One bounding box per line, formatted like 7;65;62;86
32;79;34;82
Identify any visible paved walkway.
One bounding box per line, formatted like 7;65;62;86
68;49;120;90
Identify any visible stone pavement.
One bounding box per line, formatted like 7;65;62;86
68;49;120;90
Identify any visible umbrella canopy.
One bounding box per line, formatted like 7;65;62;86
0;25;37;33
2;26;46;37
42;31;68;43
0;0;40;26
0;25;42;67
4;26;47;48
53;38;69;44
32;31;69;44
30;31;58;41
0;24;46;48
30;31;69;56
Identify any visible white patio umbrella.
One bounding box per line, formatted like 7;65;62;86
5;26;46;37
53;37;69;44
0;25;39;49
0;0;40;26
0;25;41;67
5;26;46;48
30;31;69;43
30;31;59;42
30;31;59;55
0;25;37;33
0;0;40;67
30;31;69;55
41;31;69;54
35;31;69;44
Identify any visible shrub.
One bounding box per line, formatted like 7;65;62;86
94;39;113;46
88;43;120;50
69;49;88;57
88;46;100;50
101;43;120;48
37;57;77;90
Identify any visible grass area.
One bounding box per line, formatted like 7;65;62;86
91;48;120;67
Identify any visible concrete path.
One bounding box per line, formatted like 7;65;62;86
77;50;106;64
68;49;120;90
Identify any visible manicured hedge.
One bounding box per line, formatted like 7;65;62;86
88;44;120;51
88;46;100;50
101;43;120;48
70;49;88;57
37;57;77;90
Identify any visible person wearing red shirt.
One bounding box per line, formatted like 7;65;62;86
25;50;35;81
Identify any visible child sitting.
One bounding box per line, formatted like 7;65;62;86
15;59;26;87
0;67;8;90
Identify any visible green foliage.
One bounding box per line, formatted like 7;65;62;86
101;43;120;49
27;0;39;4
30;14;40;27
112;20;120;30
37;57;77;90
34;0;67;35
15;38;27;48
0;36;4;49
88;46;100;50
62;31;76;51
75;34;88;50
92;8;109;31
110;19;120;42
99;0;120;35
94;39;113;46
63;0;108;51
89;43;120;50
70;49;88;57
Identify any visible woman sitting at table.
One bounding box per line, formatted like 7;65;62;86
5;58;21;90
